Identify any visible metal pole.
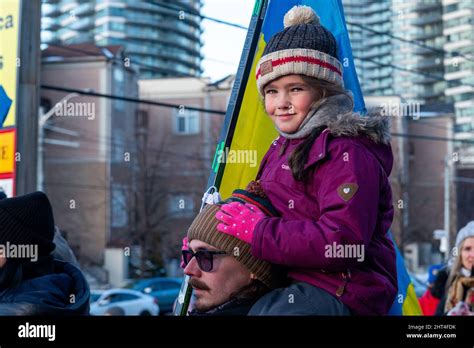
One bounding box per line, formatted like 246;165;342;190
15;0;41;195
444;155;450;261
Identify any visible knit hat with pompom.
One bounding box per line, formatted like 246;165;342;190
256;5;343;96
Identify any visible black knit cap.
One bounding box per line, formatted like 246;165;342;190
0;192;56;257
263;22;338;60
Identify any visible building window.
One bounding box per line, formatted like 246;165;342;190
112;128;125;163
112;184;128;228
167;194;195;217
136;110;148;129
173;108;200;135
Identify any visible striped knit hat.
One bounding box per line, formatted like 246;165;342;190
256;5;343;97
187;182;278;287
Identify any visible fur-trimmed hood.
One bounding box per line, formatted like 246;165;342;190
287;93;394;176
310;94;392;145
325;108;391;145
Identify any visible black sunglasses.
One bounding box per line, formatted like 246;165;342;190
182;249;226;272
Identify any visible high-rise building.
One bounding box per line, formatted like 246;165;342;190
442;0;474;140
344;0;447;105
391;0;446;105
344;0;394;96
344;0;474;143
41;0;203;79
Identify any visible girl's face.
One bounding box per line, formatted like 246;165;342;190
461;237;474;271
264;75;320;134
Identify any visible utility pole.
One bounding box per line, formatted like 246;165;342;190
15;0;41;195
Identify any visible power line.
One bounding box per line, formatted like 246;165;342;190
41;0;248;30
45;109;472;165
41;84;226;115
42;3;474;87
145;1;248;30
392;132;472;144
346;21;474;64
41;84;474;145
357;55;474;90
41;2;472;66
409;120;454;133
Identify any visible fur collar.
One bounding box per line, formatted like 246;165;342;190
316;94;391;145
279;93;392;145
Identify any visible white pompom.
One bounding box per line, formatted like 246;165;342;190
283;5;320;28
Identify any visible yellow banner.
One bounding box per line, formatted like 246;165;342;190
0;129;15;174
0;0;20;128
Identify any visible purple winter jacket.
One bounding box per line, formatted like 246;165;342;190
251;113;397;315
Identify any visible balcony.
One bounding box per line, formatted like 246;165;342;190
74;2;94;17
70;16;94;30
412;13;442;26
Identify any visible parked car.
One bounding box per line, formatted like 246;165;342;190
90;289;159;316
132;277;181;313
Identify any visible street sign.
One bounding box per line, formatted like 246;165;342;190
0;128;15;175
0;0;20;128
0;85;12;126
0;0;21;196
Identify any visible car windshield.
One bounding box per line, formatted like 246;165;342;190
132;281;150;291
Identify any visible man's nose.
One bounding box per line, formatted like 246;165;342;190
184;256;201;277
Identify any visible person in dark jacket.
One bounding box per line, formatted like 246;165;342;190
0;192;90;315
183;188;285;316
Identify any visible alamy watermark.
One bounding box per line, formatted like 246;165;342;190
0;242;38;262
379;101;421;120
216;147;257;168
325;242;365;262
54;100;95;120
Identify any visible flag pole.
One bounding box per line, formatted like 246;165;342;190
173;0;268;316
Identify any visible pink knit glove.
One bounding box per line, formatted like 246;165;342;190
215;202;266;244
180;236;189;269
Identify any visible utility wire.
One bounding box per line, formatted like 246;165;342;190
41;84;474;145
346;21;474;63
41;84;226;115
357;55;474;89
145;1;248;30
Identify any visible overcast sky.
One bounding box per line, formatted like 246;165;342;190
201;0;255;81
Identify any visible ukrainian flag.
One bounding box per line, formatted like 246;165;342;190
210;0;422;315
